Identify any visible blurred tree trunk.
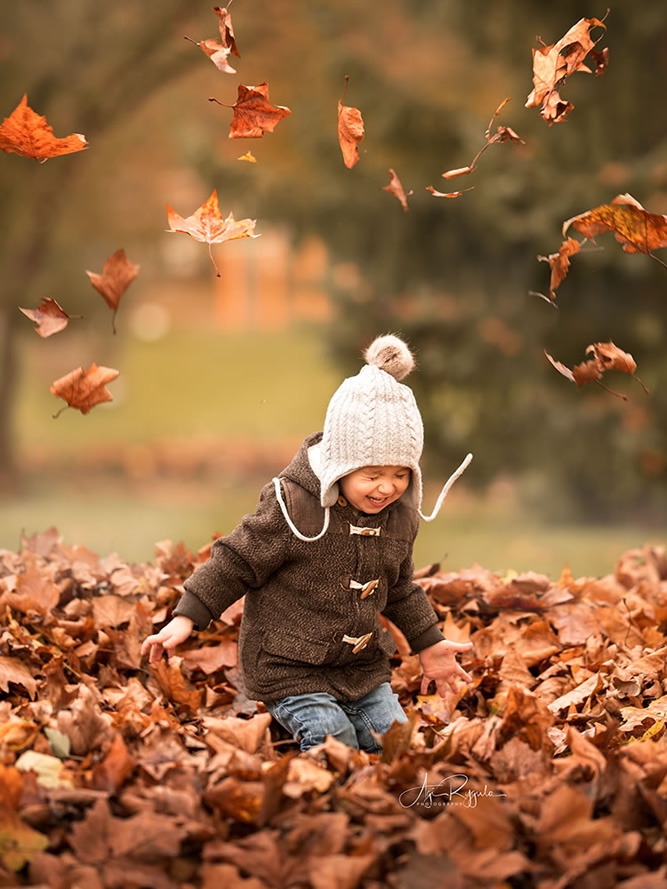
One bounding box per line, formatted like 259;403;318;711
0;0;201;492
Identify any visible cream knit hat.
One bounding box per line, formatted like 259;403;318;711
273;334;472;541
317;334;425;510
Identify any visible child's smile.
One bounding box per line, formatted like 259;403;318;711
339;466;411;514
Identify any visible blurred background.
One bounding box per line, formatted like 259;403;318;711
1;1;666;577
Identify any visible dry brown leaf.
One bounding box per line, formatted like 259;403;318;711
50;363;120;417
86;248;139;334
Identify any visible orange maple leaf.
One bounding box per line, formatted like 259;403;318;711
525;17;607;124
166;189;259;276
19;298;79;338
337;77;365;169
50;364;120;417
383;169;412;212
86;249;139;334
210;83;291;139
0;94;88;161
426;185;474;199
546;341;648;400
562;193;667;269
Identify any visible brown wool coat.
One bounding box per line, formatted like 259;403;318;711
173;432;444;703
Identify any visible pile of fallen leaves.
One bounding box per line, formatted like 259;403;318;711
1;530;667;888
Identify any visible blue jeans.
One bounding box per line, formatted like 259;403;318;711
266;682;407;753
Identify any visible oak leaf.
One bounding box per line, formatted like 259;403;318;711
19;297;76;337
525;17;607;124
0;94;88;160
562;193;667;268
86;248;139;334
166;189;259;275
50;363;120;417
337;76;365;169
211;83;291;139
546;341;649;400
383;168;412;212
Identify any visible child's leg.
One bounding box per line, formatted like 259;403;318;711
266;691;358;751
340;682;407;753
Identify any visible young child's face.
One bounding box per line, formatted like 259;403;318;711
339;465;411;514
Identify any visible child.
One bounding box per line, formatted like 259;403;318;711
141;334;473;753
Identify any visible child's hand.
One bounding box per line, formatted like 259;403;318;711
141;615;195;663
418;639;474;697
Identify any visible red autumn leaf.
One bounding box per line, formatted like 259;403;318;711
86;249;139;334
0;94;88;160
19;297;77;337
50;363;120;417
536;236;582;300
337;76;365;169
441;98;524;180
546;341;649;400
383;168;412;212
166;189;259;276
210;83;291;139
525;17;607;124
562;193;667;268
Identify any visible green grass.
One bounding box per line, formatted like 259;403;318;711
5;325;666;578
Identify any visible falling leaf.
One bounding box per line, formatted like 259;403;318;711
184;36;236;73
183;4;240;73
86;249;139;334
383;168;412;212
19;297;77;337
166;189;259;276
213;6;240;57
237;150;257;163
536;237;582;300
50;363;120;417
441;99;524;179
0;94;88;160
210;83;291;139
562;193;667;270
337;75;365;169
525;17;608;124
545;341;649;400
427;185;474;199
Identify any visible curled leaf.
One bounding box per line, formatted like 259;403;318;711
383;168;412;212
525;17;608;124
537;237;582;300
337;76;365;169
426;185;474;199
440;98;524;180
546;342;649;400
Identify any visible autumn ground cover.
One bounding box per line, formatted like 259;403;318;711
2;530;667;888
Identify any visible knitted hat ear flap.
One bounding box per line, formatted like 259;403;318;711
318;334;425;510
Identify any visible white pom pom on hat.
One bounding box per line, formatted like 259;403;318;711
363;333;415;381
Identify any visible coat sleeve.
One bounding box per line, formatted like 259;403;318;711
381;528;445;653
173;482;291;630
